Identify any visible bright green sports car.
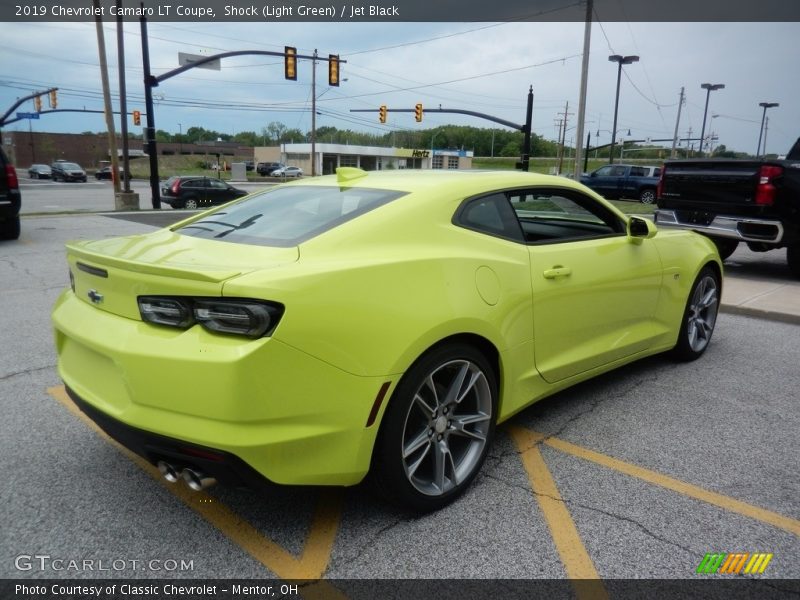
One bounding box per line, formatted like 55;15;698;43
52;168;722;512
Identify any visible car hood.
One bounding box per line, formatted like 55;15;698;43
65;228;299;320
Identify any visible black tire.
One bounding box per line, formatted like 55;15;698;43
31;172;38;180
183;197;198;210
710;237;739;261
371;343;497;513
671;266;720;362
0;217;21;241
787;245;800;279
639;188;656;204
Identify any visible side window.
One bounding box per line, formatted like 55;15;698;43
630;167;646;177
455;193;523;242
509;188;625;244
208;179;227;189
611;166;626;176
594;166;613;177
183;179;203;190
653;168;661;177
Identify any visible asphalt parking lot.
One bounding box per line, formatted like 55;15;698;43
1;212;798;598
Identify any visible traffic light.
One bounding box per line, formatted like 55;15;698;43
379;105;387;124
284;46;297;81
49;89;57;109
328;54;340;87
415;103;423;122
132;110;141;126
34;95;42;112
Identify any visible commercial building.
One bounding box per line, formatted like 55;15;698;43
255;143;474;175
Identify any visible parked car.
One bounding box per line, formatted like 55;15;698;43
256;162;284;176
95;166;130;181
580;164;660;203
244;161;255;171
161;176;247;209
28;164;52;179
655;136;800;274
51;161;87;183
273;166;303;178
0;147;21;240
53;168;721;512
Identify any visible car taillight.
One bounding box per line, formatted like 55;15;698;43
138;296;283;339
656;166;665;200
754;165;783;206
171;180;181;195
5;165;19;189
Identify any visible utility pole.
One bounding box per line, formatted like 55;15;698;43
311;49;317;176
763;116;770;157
670;87;684;158
687;127;693;157
556;100;572;175
573;0;593;180
94;0;121;196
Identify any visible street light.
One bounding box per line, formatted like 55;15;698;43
698;83;725;155
756;102;779;157
608;54;639;164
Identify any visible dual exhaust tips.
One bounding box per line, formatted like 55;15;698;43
157;460;216;491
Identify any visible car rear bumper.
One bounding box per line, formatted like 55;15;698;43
654;209;785;244
0;190;21;218
52;289;393;487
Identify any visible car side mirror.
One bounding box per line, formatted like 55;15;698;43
628;216;657;241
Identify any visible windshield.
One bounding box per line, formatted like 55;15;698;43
176;185;407;247
60;163;81;170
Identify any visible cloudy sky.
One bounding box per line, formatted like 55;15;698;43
1;17;798;156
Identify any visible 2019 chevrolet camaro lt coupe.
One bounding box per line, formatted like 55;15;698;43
52;168;722;512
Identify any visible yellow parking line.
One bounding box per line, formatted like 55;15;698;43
510;427;608;600
531;430;800;538
48;386;346;596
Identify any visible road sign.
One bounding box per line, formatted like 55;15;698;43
178;52;220;71
16;112;40;119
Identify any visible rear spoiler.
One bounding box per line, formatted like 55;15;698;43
787;137;800;161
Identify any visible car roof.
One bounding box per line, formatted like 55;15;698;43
295;168;592;197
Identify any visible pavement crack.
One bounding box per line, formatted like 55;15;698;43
0;364;56;382
341;516;408;567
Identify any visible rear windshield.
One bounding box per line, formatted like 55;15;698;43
176;185;407;247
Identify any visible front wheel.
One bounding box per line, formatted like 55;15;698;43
671;266;720;361
639;188;656;204
371;343;497;512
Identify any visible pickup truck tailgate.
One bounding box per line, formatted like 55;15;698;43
659;161;763;209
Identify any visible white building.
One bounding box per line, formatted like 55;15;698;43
254;143;474;175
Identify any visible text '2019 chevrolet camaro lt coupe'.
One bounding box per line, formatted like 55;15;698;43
52;168;722;512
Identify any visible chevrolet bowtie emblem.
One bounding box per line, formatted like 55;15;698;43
87;289;104;304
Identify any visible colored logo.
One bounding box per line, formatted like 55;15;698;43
696;553;773;575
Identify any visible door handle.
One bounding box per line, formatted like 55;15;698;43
543;266;572;279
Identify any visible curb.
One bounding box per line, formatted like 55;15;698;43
720;304;800;326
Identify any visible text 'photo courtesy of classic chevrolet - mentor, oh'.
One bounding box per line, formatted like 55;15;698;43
52;168;722;512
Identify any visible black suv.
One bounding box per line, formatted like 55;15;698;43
256;162;284;176
161;176;247;209
51;160;87;182
0;148;21;240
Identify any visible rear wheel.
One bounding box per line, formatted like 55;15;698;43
710;237;739;261
371;343;497;513
183;197;198;210
639;188;656;204
0;217;21;241
671;266;720;361
787;245;800;279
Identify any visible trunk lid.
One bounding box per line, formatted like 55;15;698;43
66;228;298;320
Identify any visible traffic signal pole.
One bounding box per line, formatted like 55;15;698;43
352;86;534;171
140;9;160;208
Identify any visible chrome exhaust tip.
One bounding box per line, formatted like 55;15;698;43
157;460;180;483
181;468;217;491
